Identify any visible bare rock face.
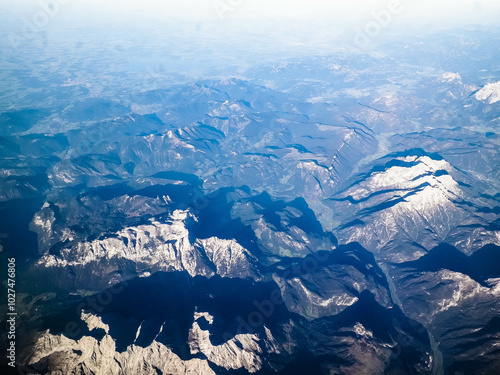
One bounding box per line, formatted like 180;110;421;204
29;209;261;292
17;265;433;375
28;328;216;375
23;311;262;374
24;310;268;375
188;311;262;372
270;244;393;319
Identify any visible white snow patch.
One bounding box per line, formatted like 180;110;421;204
440;72;462;83
486;278;500;295
354;322;374;338
475;81;500;104
436;271;487;312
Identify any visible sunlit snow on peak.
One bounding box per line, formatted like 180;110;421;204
475;81;500;104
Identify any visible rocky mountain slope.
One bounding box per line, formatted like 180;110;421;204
1;29;499;374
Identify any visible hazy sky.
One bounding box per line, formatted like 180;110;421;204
3;0;500;25
0;1;498;107
1;0;499;68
